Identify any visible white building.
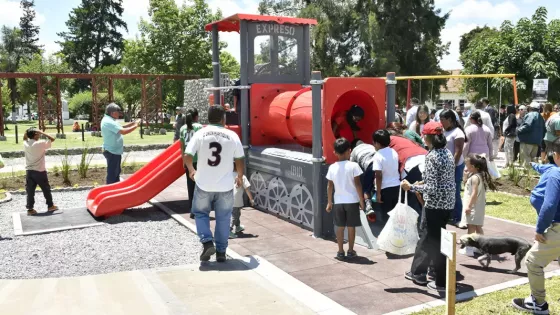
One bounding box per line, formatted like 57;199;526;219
424;69;473;109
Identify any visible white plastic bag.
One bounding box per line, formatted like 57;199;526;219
377;189;420;255
487;160;501;179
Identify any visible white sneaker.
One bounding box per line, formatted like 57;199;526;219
459;246;475;257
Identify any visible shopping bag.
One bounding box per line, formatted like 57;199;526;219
377;188;420;255
487;160;501;179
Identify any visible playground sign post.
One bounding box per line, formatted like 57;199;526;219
441;229;457;315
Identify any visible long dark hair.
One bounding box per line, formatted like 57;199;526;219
346;105;364;131
441;109;467;142
185;108;199;130
387;122;405;136
470;111;483;127
466;154;497;191
425;134;447;149
415;105;430;135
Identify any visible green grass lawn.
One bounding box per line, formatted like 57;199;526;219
412;277;560;314
485;191;535;226
1;121;173;152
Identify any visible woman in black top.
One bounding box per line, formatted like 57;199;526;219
401;121;456;293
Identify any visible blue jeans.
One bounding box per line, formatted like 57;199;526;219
452;163;465;222
103;151;122;185
192;186;234;253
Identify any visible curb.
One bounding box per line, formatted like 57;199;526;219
1;143;171;158
8;186;94;195
0;192;12;204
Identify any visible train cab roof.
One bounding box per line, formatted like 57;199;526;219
205;13;317;33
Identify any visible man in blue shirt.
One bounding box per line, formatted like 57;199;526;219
512;137;560;315
101;103;140;184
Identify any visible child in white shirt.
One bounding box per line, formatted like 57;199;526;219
326;138;365;260
371;129;401;222
230;163;254;239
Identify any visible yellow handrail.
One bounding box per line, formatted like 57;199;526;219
395;74;516;80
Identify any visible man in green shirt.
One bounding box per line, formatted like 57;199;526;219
179;108;202;218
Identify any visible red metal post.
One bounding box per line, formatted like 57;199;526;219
37;77;45;131
0;84;4;137
56;77;63;134
406;79;412;110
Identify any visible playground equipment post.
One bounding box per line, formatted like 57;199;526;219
441;229;457;315
386;72;397;126
311;71;324;238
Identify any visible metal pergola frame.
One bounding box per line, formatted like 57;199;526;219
0;72;199;137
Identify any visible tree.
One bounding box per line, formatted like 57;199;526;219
94;63;142;120
134;0;222;109
17;53;72;119
220;51;240;79
57;0;128;92
459;26;494;55
0;26;24;118
460;7;560;103
259;0;449;104
19;0;42;59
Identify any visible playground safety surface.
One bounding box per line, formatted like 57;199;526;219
151;177;560;315
13;207;102;236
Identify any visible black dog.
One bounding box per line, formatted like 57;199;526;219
459;234;532;273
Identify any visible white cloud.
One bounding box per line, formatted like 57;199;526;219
439;22;478;70
450;0;520;21
0;0;46;27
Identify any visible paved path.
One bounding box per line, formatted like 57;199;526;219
152;178;558;315
0;262;321;315
0;149;164;174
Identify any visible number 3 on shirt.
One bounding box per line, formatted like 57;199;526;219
207;142;222;166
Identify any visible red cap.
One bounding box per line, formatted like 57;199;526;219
422;121;444;135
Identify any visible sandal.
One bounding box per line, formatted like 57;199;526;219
27;209;38;216
347;250;357;258
336;251;345;260
47;206;59;212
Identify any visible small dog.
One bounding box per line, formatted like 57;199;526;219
459;234;532;273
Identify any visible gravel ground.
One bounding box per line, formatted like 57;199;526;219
0;190;202;279
0;149;165;174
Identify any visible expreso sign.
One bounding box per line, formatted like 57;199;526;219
256;24;296;36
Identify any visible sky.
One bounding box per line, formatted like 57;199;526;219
0;0;559;71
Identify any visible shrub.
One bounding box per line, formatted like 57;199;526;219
52;165;60;177
60;147;72;185
69;91;125;119
78;144;94;179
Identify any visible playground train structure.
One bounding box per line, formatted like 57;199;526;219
205;13;395;238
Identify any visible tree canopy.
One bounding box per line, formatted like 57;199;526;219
258;0;450;105
57;0;127;92
460;7;560;104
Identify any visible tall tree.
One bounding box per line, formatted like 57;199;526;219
57;0;127;92
460;7;560;103
459;26;493;55
19;0;42;59
0;26;24;118
135;0;222;109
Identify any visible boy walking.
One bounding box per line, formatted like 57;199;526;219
230;162;255;239
371;129;401;222
512;137;560;314
326;138;365;260
23;128;58;215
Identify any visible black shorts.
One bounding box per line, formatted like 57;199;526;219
333;203;362;227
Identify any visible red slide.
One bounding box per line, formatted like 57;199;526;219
86;141;185;218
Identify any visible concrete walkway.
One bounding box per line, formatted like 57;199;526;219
0;149;164;174
0;261;322;315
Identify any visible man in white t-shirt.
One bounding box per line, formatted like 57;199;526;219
23;128;58;215
406;98;420;127
185;105;245;263
371;129;401;221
